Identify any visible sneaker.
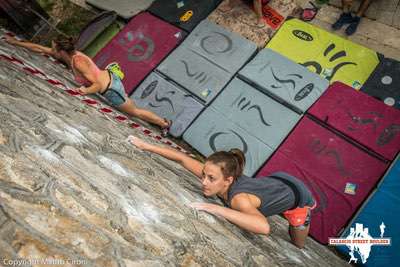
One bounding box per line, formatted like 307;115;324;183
331;12;353;30
345;16;361;36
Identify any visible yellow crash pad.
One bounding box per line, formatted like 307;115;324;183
266;19;379;89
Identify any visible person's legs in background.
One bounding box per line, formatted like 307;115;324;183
332;0;354;30
253;0;264;25
219;0;265;26
346;0;371;35
332;0;372;35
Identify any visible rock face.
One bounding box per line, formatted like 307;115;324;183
0;36;349;266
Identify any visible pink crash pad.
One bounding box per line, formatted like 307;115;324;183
94;12;184;95
256;117;388;244
308;82;400;161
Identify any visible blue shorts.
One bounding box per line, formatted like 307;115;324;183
101;72;127;107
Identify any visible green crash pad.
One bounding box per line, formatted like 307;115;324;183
83;21;125;58
266;19;379;89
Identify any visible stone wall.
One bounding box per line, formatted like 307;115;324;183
0;36;349;266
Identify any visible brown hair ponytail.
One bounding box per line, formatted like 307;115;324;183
229;148;246;178
206;149;246;180
53;36;76;54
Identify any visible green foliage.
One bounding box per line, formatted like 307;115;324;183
57;5;95;39
36;0;96;40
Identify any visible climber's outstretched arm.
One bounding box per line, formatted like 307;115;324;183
128;136;204;179
5;36;56;56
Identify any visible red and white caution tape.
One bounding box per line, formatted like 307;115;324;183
0;34;192;156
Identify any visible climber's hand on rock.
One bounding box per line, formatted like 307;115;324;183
77;86;87;95
4;36;18;44
127;136;150;150
190;202;219;215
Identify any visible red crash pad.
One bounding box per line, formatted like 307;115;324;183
94;12;184;95
308;82;400;161
256;117;388;244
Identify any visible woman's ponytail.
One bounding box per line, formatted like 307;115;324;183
229;148;245;179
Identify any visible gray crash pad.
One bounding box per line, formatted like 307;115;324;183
157;20;256;104
211;78;301;149
185;19;257;73
183;107;274;176
157;45;230;104
239;48;329;113
131;72;204;137
85;0;154;19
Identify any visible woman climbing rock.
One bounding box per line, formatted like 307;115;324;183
128;136;316;248
5;36;171;136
